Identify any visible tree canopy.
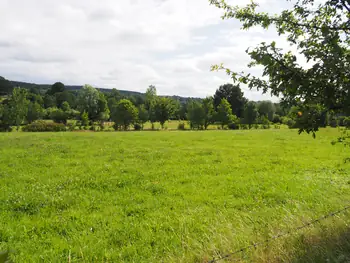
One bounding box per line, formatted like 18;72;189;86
210;0;350;134
213;83;247;118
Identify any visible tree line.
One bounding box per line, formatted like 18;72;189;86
0;76;348;132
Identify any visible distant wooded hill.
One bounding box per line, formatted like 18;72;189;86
9;80;197;103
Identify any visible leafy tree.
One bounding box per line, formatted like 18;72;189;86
27;93;44;106
213;83;247;117
47;82;65;95
210;0;350;135
107;89;122;110
145;85;157;110
56;91;76;109
0;76;13;95
50;108;68;124
27;102;44;123
187;100;205;130
97;92;110;122
169;99;181;120
216;98;235;128
110;99;138;130
179;103;188;120
154;97;174;129
44;94;56;108
244;101;259;129
257;101;276;121
138;105;149;129
202;97;215;129
81;111;89;126
145;85;158;124
61;101;71;112
29;86;40;95
5;88;29;129
77;85;100;121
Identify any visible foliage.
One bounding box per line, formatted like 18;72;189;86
0;76;13;95
27;102;44;124
202;97;215;129
210;0;350;134
47;82;65;95
134;123;142;131
81;111;89;126
213;83;247;117
44;94;56;108
257;101;276;121
50;108;68;124
77;85;100;121
2;88;29;129
216;98;235;128
177;122;186;130
154;97;174;129
243;101;258;129
145;85;158;123
61;101;70;112
187;100;205;130
293;104;328;137
110;99;138;130
56;91;76;109
138;105;149;129
22;120;66;132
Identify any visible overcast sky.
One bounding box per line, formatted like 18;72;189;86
0;0;293;100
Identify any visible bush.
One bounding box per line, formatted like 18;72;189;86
134;123;142;131
228;122;239;130
240;124;248;130
66;123;76;131
343;117;350;128
272;114;282;124
329;119;338;128
23;121;66;132
253;123;259;129
177;122;186;130
50;109;68;124
0;124;12;132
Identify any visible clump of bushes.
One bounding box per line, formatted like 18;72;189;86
23;121;66;132
228;123;239;130
177;122;186;130
134;123;142;131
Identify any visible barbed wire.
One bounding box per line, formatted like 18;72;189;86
208;204;350;263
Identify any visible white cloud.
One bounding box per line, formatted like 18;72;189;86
0;0;294;101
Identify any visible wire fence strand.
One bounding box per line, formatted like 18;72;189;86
208;204;350;263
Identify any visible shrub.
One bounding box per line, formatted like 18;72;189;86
343;117;350;128
81;111;89;126
50;109;68;124
254;123;259;129
240;124;248;130
23;121;66;132
274;124;281;129
272;114;282;124
113;123;119;131
66;123;76;131
134;123;142;131
177;122;186;130
329;119;338;128
0;124;12;132
228;122;239;130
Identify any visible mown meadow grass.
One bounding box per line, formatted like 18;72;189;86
0;129;349;262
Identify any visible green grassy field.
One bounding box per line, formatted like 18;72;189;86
0;129;349;262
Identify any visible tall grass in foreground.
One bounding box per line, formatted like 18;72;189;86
0;129;349;262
